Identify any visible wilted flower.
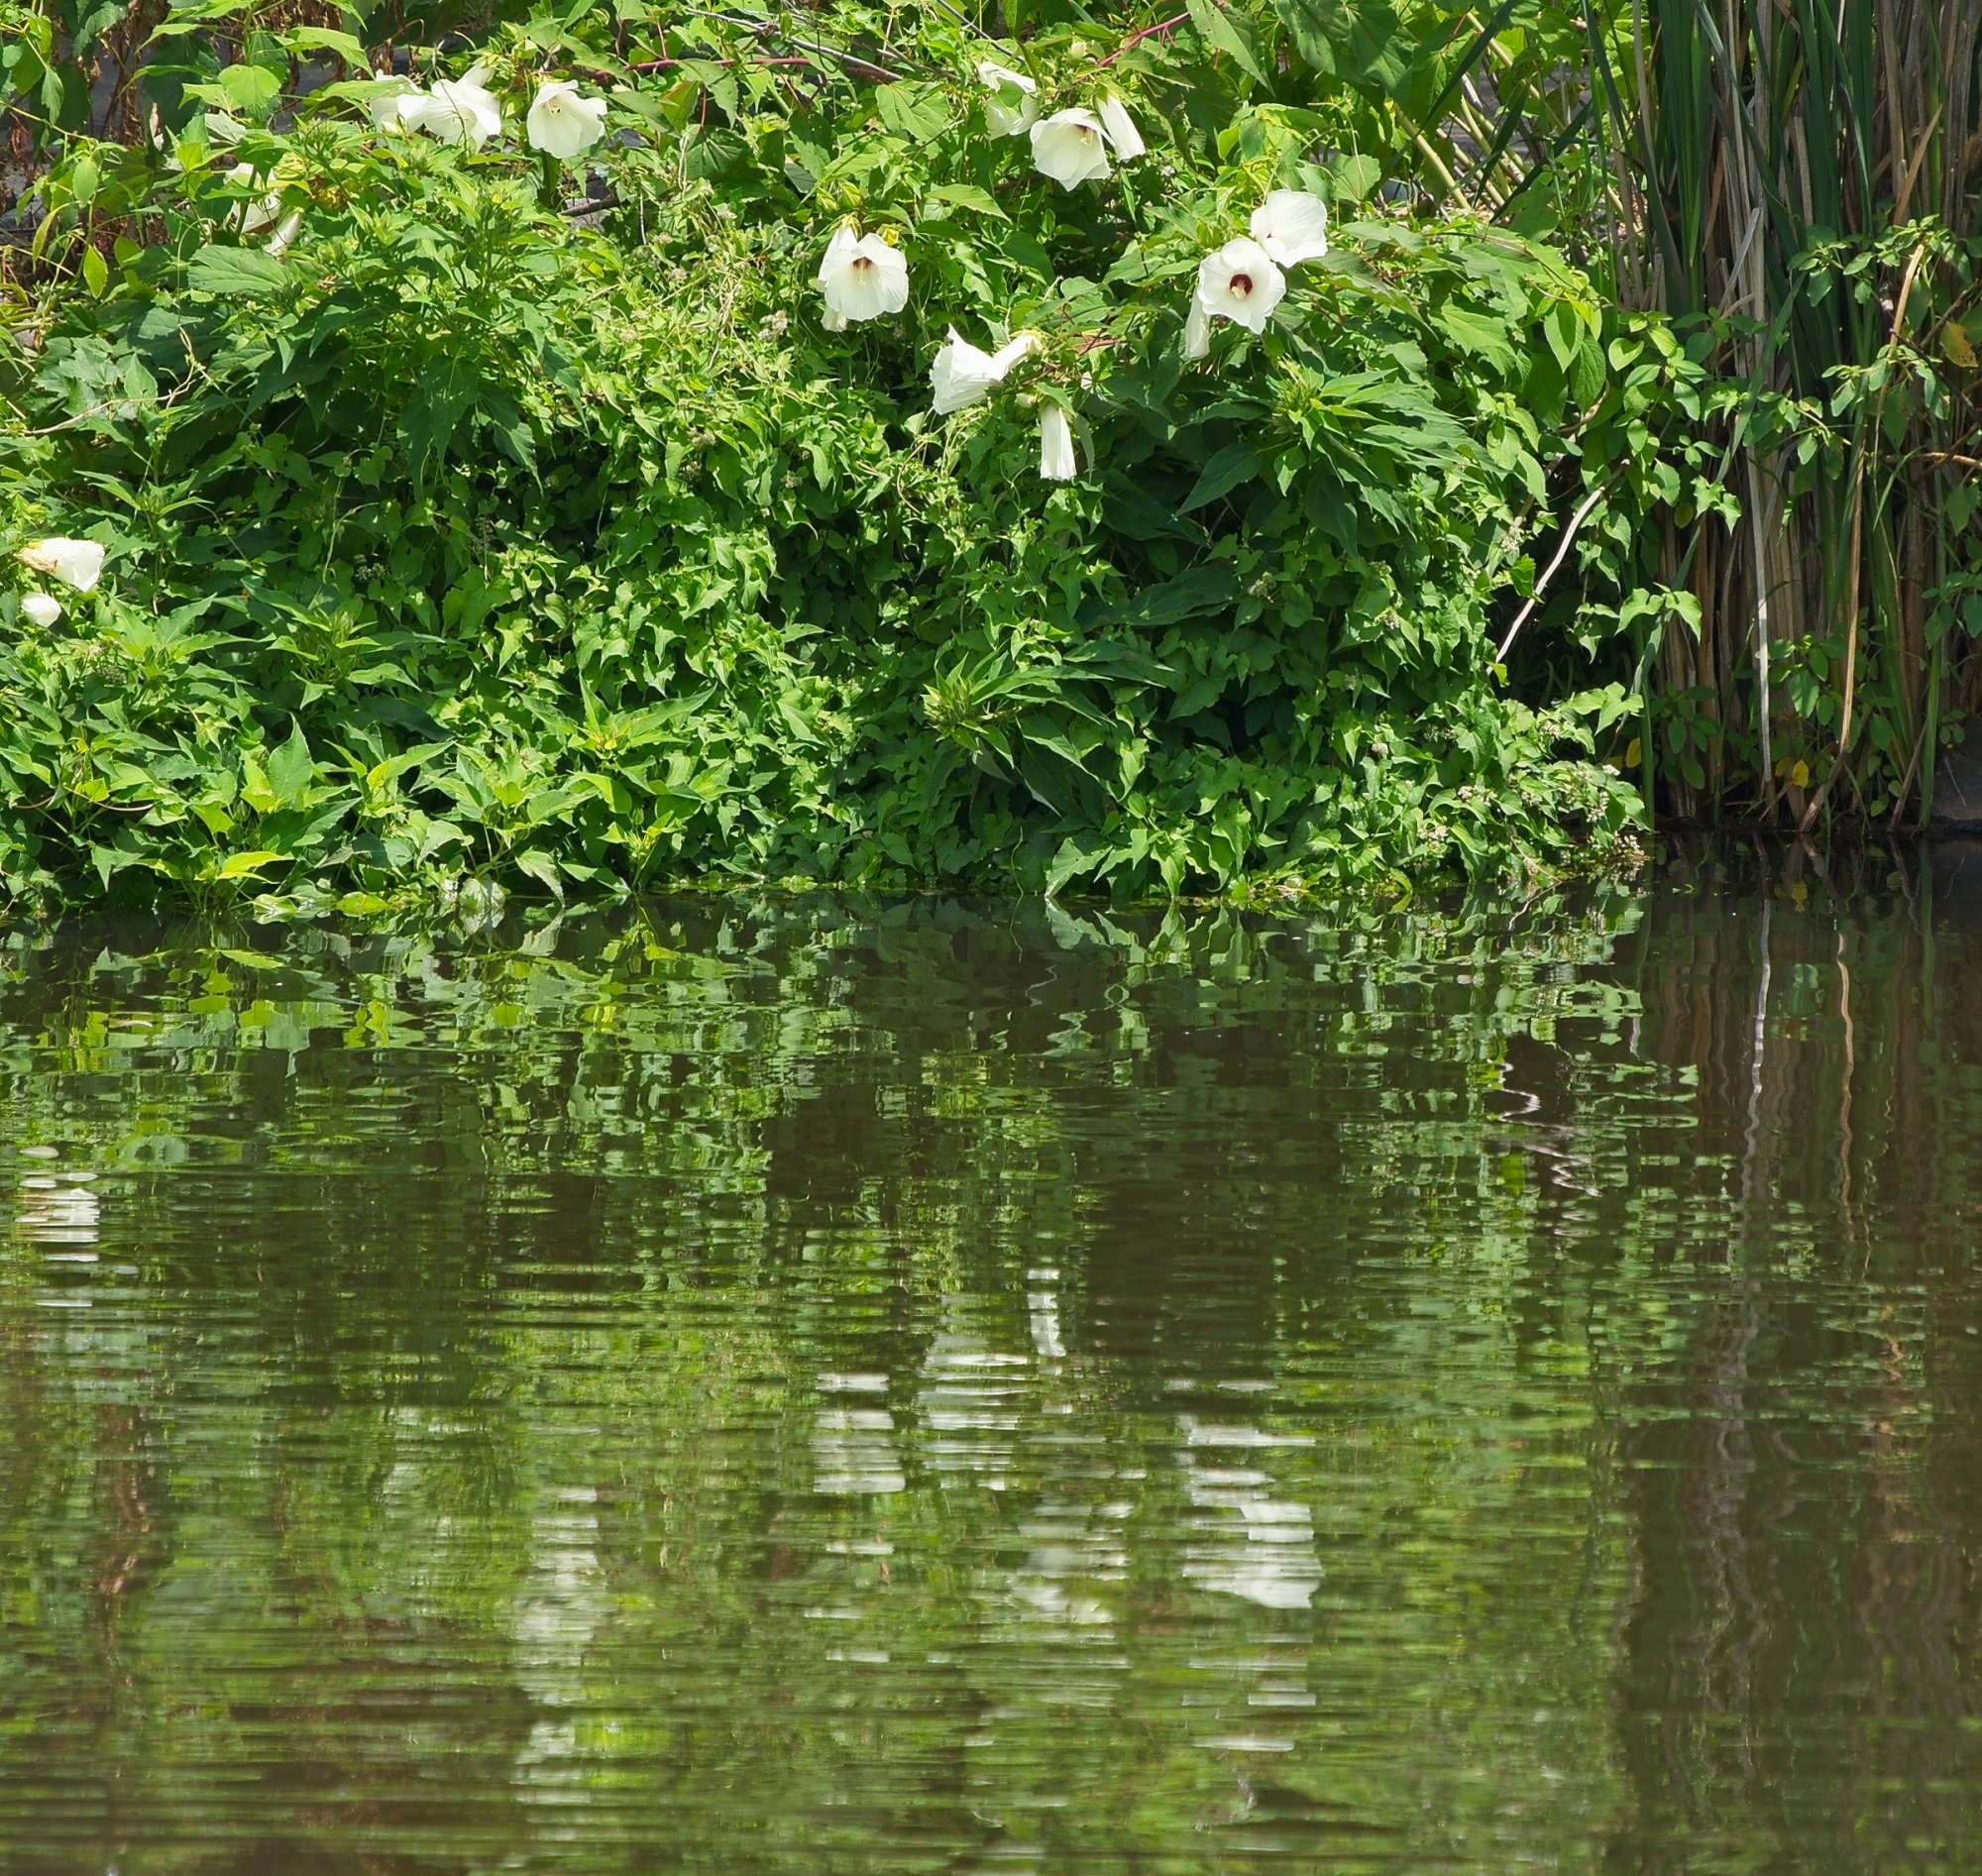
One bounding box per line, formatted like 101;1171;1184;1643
1194;236;1285;335
406;66;502;148
931;328;1038;415
1096;93;1146;160
1038;405;1078;481
1250;190;1330;268
976;60;1038;138
19;592;62;628
816;224;910;328
1183;295;1212;361
1031;108;1111;189
526;79;607;160
17;538;105;593
226;163;288;238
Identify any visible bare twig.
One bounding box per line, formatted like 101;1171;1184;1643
1494;476;1616;664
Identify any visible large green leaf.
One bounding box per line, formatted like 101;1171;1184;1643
1269;0;1407;88
1180;441;1266;512
1118;564;1243;627
183;244;291;297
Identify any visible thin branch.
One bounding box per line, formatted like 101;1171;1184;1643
1494;476;1617;664
1093;10;1192;70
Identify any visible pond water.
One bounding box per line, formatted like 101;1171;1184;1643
4;847;1981;1873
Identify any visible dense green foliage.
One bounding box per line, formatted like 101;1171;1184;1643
0;0;1692;914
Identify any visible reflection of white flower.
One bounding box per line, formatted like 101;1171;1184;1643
816;224;910;326
931;328;1037;415
1194;236;1285;335
1031;108;1111;189
1183;295;1211;360
1096;93;1146;160
15;1170;99;1246
1038;405;1078;481
406;66;502;147
976;60;1038;138
526;79;607;160
20;592;62;627
17;538;105;592
1250;190;1330;268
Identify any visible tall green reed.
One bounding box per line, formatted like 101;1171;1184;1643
1602;0;1980;828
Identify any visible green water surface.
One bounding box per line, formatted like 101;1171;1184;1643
2;855;1979;1871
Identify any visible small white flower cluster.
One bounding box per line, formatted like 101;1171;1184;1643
1185;191;1330;357
368;67;607;161
15;537;106;625
974;62;1145;190
813;65;1148;484
930;328;1076;482
212;68;609;271
811;68;1333;488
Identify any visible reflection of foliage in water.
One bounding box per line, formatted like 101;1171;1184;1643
0;865;1978;1870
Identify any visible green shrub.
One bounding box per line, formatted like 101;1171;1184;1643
0;2;1662;915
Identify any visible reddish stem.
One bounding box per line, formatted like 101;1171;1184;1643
1093;9;1192;69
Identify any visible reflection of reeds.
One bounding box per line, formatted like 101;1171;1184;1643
1614;839;1982;1857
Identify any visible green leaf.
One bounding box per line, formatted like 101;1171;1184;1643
221;61;282;117
1186;0;1267;83
1336;157;1384;209
1117;563;1242;627
1438;303;1518;371
1180;441;1265;512
183;244;292;297
214;849;285;880
1270;0;1406;88
514;848;565;899
398;355;476;487
875;80;950;143
925;183;1008;222
266;719;313;808
277;25;368;64
1544;302;1580;371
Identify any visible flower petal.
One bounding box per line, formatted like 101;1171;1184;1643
989;332;1039;376
1195;237;1286;334
1039;406;1079;481
818;230;909;323
932;328;1000;413
528;79;607;159
1030;109;1111;189
17;537;105;592
1250;189;1330;268
1183;296;1211;360
1096;93;1145;160
977;59;1039;137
